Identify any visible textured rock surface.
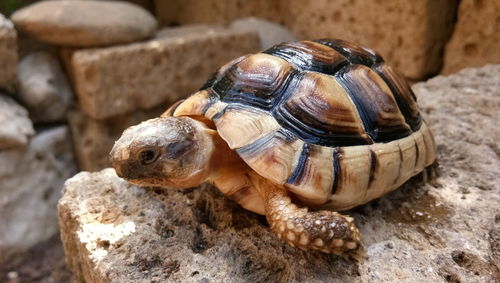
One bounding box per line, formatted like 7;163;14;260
67;25;260;119
10;0;157;47
59;65;500;282
0;126;77;263
230;17;297;50
17;51;73;123
442;0;500;74
0;13;17;89
0;94;34;150
68;106;164;172
154;0;457;80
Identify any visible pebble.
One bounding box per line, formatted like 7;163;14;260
11;0;157;47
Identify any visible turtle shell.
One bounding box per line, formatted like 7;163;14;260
165;39;436;209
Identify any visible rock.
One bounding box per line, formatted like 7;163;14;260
0;126;77;263
0;94;34;150
10;0;157;47
442;0;500;74
230;17;297;49
67;106;165;172
65;25;260;119
154;0;457;80
58;65;500;282
0;13;17;89
17;51;73;123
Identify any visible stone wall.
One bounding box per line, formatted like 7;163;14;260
155;0;458;80
155;0;500;78
442;0;500;74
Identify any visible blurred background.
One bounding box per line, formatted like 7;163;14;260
0;0;498;282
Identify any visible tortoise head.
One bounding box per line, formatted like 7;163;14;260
110;116;214;188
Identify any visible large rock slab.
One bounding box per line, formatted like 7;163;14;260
66;25;260;119
154;0;457;80
68;106;164;172
17;51;73;123
442;0;500;74
59;65;500;282
0;13;17;89
0;94;34;150
0;126;77;263
10;0;157;47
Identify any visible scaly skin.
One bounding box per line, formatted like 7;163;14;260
252;173;364;259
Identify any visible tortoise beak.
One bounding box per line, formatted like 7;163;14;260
110;144;130;178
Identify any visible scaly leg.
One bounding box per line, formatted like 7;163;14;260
252;174;364;260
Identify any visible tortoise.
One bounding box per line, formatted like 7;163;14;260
110;39;437;259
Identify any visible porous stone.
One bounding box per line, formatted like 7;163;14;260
59;65;500;282
0;126;77;263
442;0;500;74
0;13;17;89
0;94;34;150
17;51;73;123
230;17;297;50
10;0;157;47
67;106;164;172
67;25;260;119
154;0;457;80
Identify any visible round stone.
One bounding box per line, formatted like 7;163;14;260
11;0;157;47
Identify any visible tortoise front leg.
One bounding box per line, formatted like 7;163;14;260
252;174;363;259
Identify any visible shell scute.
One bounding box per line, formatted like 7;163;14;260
236;128;303;185
272;72;371;146
286;143;334;204
212;54;293;110
264;40;349;74
374;64;422;131
314;38;383;67
335;65;412;142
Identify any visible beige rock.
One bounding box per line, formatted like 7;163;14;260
230;17;297;50
68;25;260;119
442;0;500;74
1;126;76;263
0;94;34;150
0;13;17;89
17;51;74;123
10;0;157;47
154;0;457;80
59;65;500;282
67;106;165;172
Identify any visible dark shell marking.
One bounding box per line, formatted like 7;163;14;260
169;39;435;209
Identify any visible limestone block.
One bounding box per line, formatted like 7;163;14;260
155;0;457;80
67;106;165;172
0;126;77;263
442;0;500;74
0;13;17;89
10;0;157;47
59;65;500;282
68;25;260;119
17;51;74;123
230;17;297;50
0;94;34;150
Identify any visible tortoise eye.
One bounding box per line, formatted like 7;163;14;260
139;149;159;165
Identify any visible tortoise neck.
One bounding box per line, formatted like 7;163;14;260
206;130;251;182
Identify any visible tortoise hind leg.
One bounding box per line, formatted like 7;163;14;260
251;173;364;260
420;160;440;187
